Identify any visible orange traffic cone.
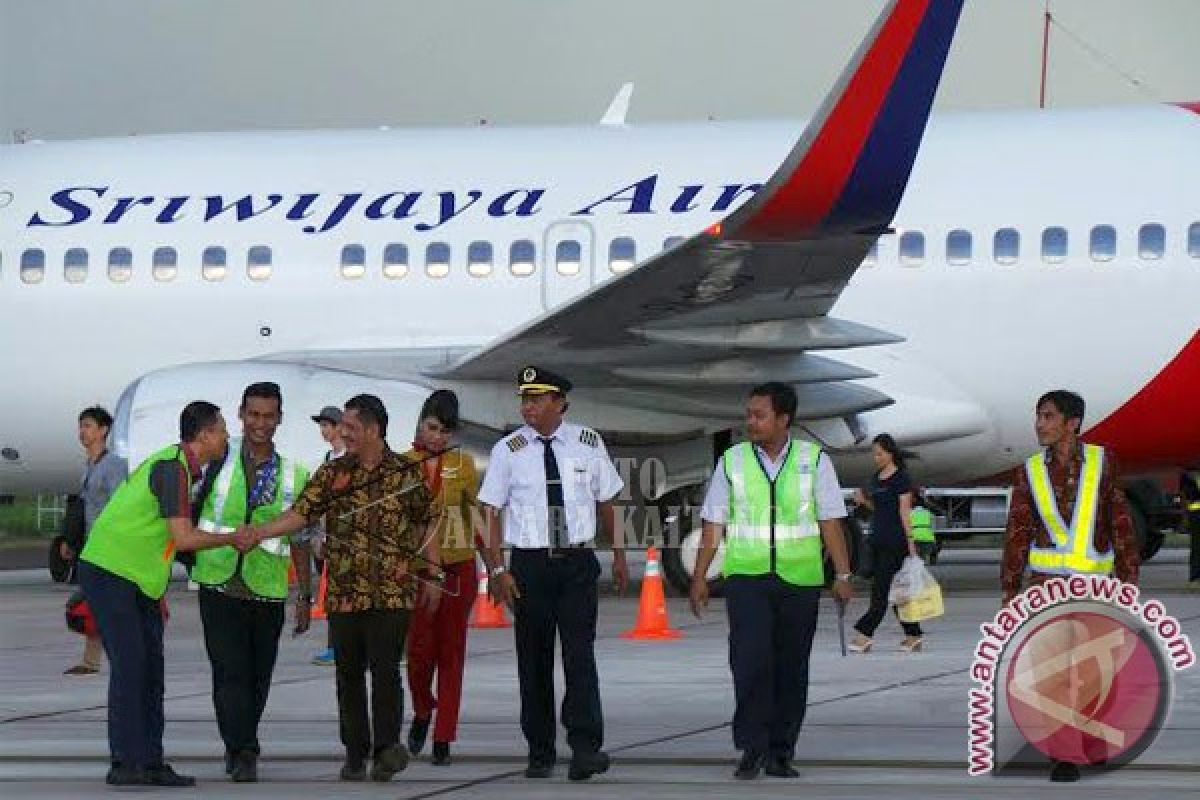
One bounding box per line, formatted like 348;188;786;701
470;568;511;629
621;547;682;640
311;562;328;621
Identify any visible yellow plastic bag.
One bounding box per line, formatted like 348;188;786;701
897;578;944;622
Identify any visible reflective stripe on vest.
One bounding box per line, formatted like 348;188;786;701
197;439;295;557
1026;444;1113;575
723;440;824;586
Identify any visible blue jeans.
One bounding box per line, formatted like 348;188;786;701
78;561;165;769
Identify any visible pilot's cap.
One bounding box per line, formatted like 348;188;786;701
517;366;572;396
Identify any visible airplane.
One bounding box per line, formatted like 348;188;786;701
1;0;1196;589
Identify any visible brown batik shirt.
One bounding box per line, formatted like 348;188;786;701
292;448;433;613
1001;443;1139;603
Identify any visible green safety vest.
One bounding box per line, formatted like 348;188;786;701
722;440;824;587
1026;444;1113;576
190;440;309;600
80;444;193;600
910;506;936;543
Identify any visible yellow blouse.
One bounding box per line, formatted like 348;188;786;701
402;448;480;565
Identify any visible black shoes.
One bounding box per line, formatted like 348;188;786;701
370;745;410;782
431;741;451;766
733;751;764;780
764;755;799;778
408;716;430;757
224;751;235;775
524;760;554;779
106;764;196;787
568;750;611;782
1050;760;1082;782
339;760;367;781
230;751;258;783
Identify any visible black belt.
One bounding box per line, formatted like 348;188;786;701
513;543;591;559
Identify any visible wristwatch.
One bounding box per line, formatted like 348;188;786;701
490;564;508;578
835;573;853;583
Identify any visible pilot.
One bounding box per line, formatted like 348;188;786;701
476;366;628;781
689;382;855;780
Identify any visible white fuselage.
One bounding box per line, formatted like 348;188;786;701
1;104;1197;492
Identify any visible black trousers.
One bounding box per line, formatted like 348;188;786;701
77;561;165;770
854;541;923;638
725;574;820;759
198;588;285;757
510;548;603;764
329;609;410;764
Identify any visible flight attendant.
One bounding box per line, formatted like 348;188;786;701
405;390;483;766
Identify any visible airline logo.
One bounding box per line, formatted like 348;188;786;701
20;177;763;235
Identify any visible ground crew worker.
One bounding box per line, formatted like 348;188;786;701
308;405;345;666
910;491;937;563
477;366;628;782
235;394;439;783
690;382;854;780
1001;389;1139;783
1182;468;1200;587
190;382;312;783
77;401;240;787
405;390;482;766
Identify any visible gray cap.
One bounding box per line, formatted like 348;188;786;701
311;406;343;424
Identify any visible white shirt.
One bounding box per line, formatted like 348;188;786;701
478;422;624;548
700;438;847;525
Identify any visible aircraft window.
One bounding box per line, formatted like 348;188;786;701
510;239;536;276
64;248;89;283
898;231;924;266
152;247;178;282
467;241;493;277
202;246;227;281
1041;227;1068;263
993;228;1019;265
556;240;582;276
1189;222;1200;258
426;242;450;278
1089;225;1116;262
946;230;971;265
108;247;133;283
20;248;45;284
609;237;636;274
1138;224;1165;260
246;246;272;281
340;244;366;279
383;243;408;279
662;236;685;252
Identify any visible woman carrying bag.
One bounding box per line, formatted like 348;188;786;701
850;434;927;653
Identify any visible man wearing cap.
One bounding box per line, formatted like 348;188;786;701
307;405;345;665
477;366;628;781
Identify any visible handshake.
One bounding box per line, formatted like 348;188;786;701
230;525;263;554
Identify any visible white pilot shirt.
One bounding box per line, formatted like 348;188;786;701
700;438;847;524
477;422;624;548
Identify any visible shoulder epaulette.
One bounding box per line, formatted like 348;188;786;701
506;433;529;453
579;428;600;448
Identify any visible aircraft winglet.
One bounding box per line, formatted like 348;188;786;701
600;82;635;126
725;0;965;241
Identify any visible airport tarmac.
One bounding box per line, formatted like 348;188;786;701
2;549;1197;798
